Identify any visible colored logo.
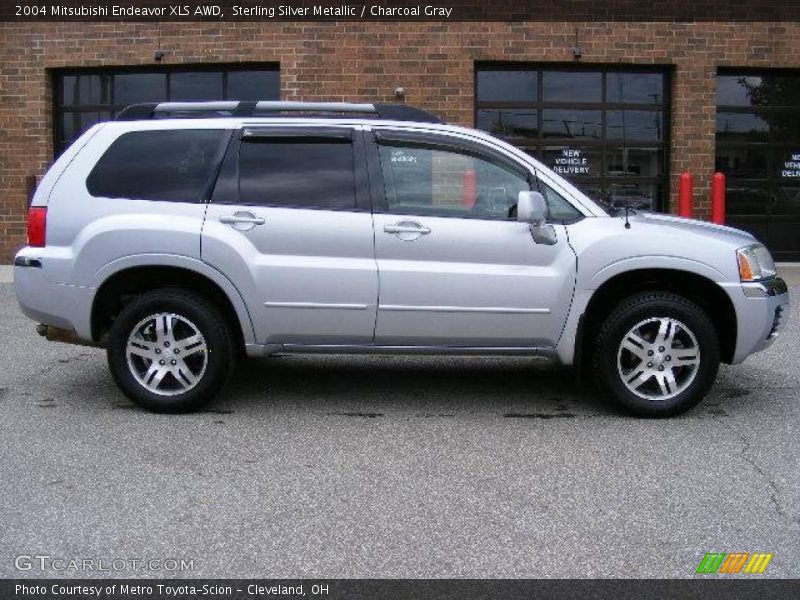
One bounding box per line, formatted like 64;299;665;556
696;552;773;574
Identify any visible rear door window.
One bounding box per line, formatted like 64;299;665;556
86;129;228;202
231;137;357;210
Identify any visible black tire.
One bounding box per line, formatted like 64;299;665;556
107;288;236;413
593;292;720;417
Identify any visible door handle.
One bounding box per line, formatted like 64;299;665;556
220;214;265;225
384;222;431;235
220;211;265;232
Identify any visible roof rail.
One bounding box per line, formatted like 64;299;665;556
115;101;442;124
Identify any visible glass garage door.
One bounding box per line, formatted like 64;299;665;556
716;71;800;261
475;65;669;212
53;65;279;156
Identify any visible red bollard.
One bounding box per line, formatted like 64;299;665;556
462;169;476;208
678;171;693;218
711;172;726;225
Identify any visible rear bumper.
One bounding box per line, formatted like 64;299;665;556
723;277;790;364
14;249;96;342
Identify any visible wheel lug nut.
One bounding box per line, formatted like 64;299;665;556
155;349;161;354
666;355;672;361
647;362;653;368
658;346;665;352
171;359;177;365
159;360;166;366
647;350;654;356
174;349;180;354
658;365;665;371
164;341;170;348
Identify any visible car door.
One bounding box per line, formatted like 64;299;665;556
202;125;378;345
368;128;578;348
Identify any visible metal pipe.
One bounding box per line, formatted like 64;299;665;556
36;324;102;348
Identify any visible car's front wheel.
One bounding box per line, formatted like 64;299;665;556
593;292;720;417
107;289;236;413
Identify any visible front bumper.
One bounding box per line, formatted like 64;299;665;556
724;276;790;364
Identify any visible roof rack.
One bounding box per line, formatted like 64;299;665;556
115;101;442;124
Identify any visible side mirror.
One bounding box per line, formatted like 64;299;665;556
517;191;547;226
517;191;557;245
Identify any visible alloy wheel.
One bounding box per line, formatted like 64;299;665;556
616;317;701;401
125;312;208;396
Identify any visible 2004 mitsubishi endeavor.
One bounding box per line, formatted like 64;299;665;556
13;101;790;416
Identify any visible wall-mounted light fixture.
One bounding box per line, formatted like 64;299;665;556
572;28;582;60
394;86;406;99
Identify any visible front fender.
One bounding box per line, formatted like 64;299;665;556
586;255;726;290
555;257;729;366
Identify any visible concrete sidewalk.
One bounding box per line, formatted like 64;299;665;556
779;265;800;287
0;265;11;283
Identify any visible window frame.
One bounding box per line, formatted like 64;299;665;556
715;68;800;260
474;63;671;212
368;128;533;222
367;128;582;224
209;126;371;213
52;64;280;157
85;128;233;204
716;68;800;189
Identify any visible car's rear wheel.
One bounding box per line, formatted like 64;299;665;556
107;289;235;413
593;292;720;417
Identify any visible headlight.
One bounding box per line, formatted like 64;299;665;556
737;244;776;282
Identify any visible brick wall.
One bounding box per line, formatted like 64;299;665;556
1;21;799;261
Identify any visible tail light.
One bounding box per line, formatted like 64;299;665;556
27;207;47;247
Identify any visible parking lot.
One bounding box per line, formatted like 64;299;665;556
0;267;797;579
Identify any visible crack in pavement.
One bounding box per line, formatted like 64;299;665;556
738;431;800;528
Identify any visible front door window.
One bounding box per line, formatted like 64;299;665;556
377;143;529;220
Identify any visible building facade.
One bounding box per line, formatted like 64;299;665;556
1;21;799;261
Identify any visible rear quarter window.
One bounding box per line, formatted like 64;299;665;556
86;129;227;202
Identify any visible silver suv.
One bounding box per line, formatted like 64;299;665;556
14;101;790;416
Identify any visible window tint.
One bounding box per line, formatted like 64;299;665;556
543;71;602;102
606;110;664;142
541;109;602;139
476;67;668;212
60;75;110;106
170;72;224;101
476;70;537;103
606;72;664;104
715;147;768;179
238;139;356;209
87;130;226;202
606;182;661;212
228;71;281;101
53;67;279;156
726;186;769;216
538;181;582;221
114;73;166;104
378;143;529;220
476;109;538;138
716;75;762;107
716;112;769;142
605;147;664;178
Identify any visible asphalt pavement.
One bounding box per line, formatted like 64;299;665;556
0;274;797;579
